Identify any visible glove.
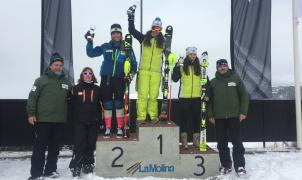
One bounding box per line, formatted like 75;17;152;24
177;57;184;67
84;30;94;42
168;52;177;68
127;5;136;21
124;73;134;84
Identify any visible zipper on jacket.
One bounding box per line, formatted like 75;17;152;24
83;89;86;103
148;39;156;71
91;89;94;103
112;50;120;77
191;66;193;98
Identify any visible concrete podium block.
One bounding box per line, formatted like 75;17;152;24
95;121;219;178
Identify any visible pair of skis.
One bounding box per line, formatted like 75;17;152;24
123;34;133;138
199;51;209;152
159;26;173;122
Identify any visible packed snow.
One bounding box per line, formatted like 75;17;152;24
0;143;302;180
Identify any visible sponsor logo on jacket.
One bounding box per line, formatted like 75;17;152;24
228;82;236;86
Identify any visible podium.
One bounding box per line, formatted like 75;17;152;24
95;121;219;178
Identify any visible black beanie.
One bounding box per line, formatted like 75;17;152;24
216;59;228;68
110;23;122;34
49;52;64;66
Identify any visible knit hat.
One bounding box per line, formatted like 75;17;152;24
185;47;197;56
111;23;122;34
151;17;162;29
49;52;64;66
216;59;228;68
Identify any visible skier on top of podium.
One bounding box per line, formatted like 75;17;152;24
172;47;210;149
127;5;177;125
85;24;137;138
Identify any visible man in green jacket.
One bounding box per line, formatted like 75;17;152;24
208;59;249;177
27;52;72;180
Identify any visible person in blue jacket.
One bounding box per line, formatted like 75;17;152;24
85;23;137;138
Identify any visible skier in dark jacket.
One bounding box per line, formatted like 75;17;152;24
69;67;101;177
208;59;249;176
85;24;137;138
27;52;72;180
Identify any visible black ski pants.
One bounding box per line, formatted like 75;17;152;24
100;76;125;110
215;118;245;170
69;122;98;169
30;122;64;177
179;98;201;134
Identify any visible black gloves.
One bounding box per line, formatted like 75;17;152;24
84;31;94;42
127;5;136;21
124;73;134;84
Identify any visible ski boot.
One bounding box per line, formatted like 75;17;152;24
116;128;123;138
136;120;146;126
103;128;110;138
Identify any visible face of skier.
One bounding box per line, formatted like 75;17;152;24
151;26;161;37
50;61;64;74
188;53;197;61
111;32;122;42
217;64;229;74
82;69;93;83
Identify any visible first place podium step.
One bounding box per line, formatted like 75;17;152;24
96;121;219;178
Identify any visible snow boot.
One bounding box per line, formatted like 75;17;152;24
82;164;95;174
193;133;200;148
180;132;188;149
219;166;232;175
236;167;247;177
71;167;81;177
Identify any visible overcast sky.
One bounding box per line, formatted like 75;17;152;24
0;0;301;99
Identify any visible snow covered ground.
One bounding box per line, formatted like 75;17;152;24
0;144;302;180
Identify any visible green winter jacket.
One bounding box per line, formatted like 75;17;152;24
140;38;164;73
208;70;249;119
26;69;72;123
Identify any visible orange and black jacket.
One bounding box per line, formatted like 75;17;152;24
71;82;102;123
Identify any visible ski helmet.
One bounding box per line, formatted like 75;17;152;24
151;17;162;29
110;23;122;34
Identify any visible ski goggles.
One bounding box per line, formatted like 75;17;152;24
152;26;161;32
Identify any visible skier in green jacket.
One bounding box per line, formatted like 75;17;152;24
172;47;210;149
127;6;176;124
